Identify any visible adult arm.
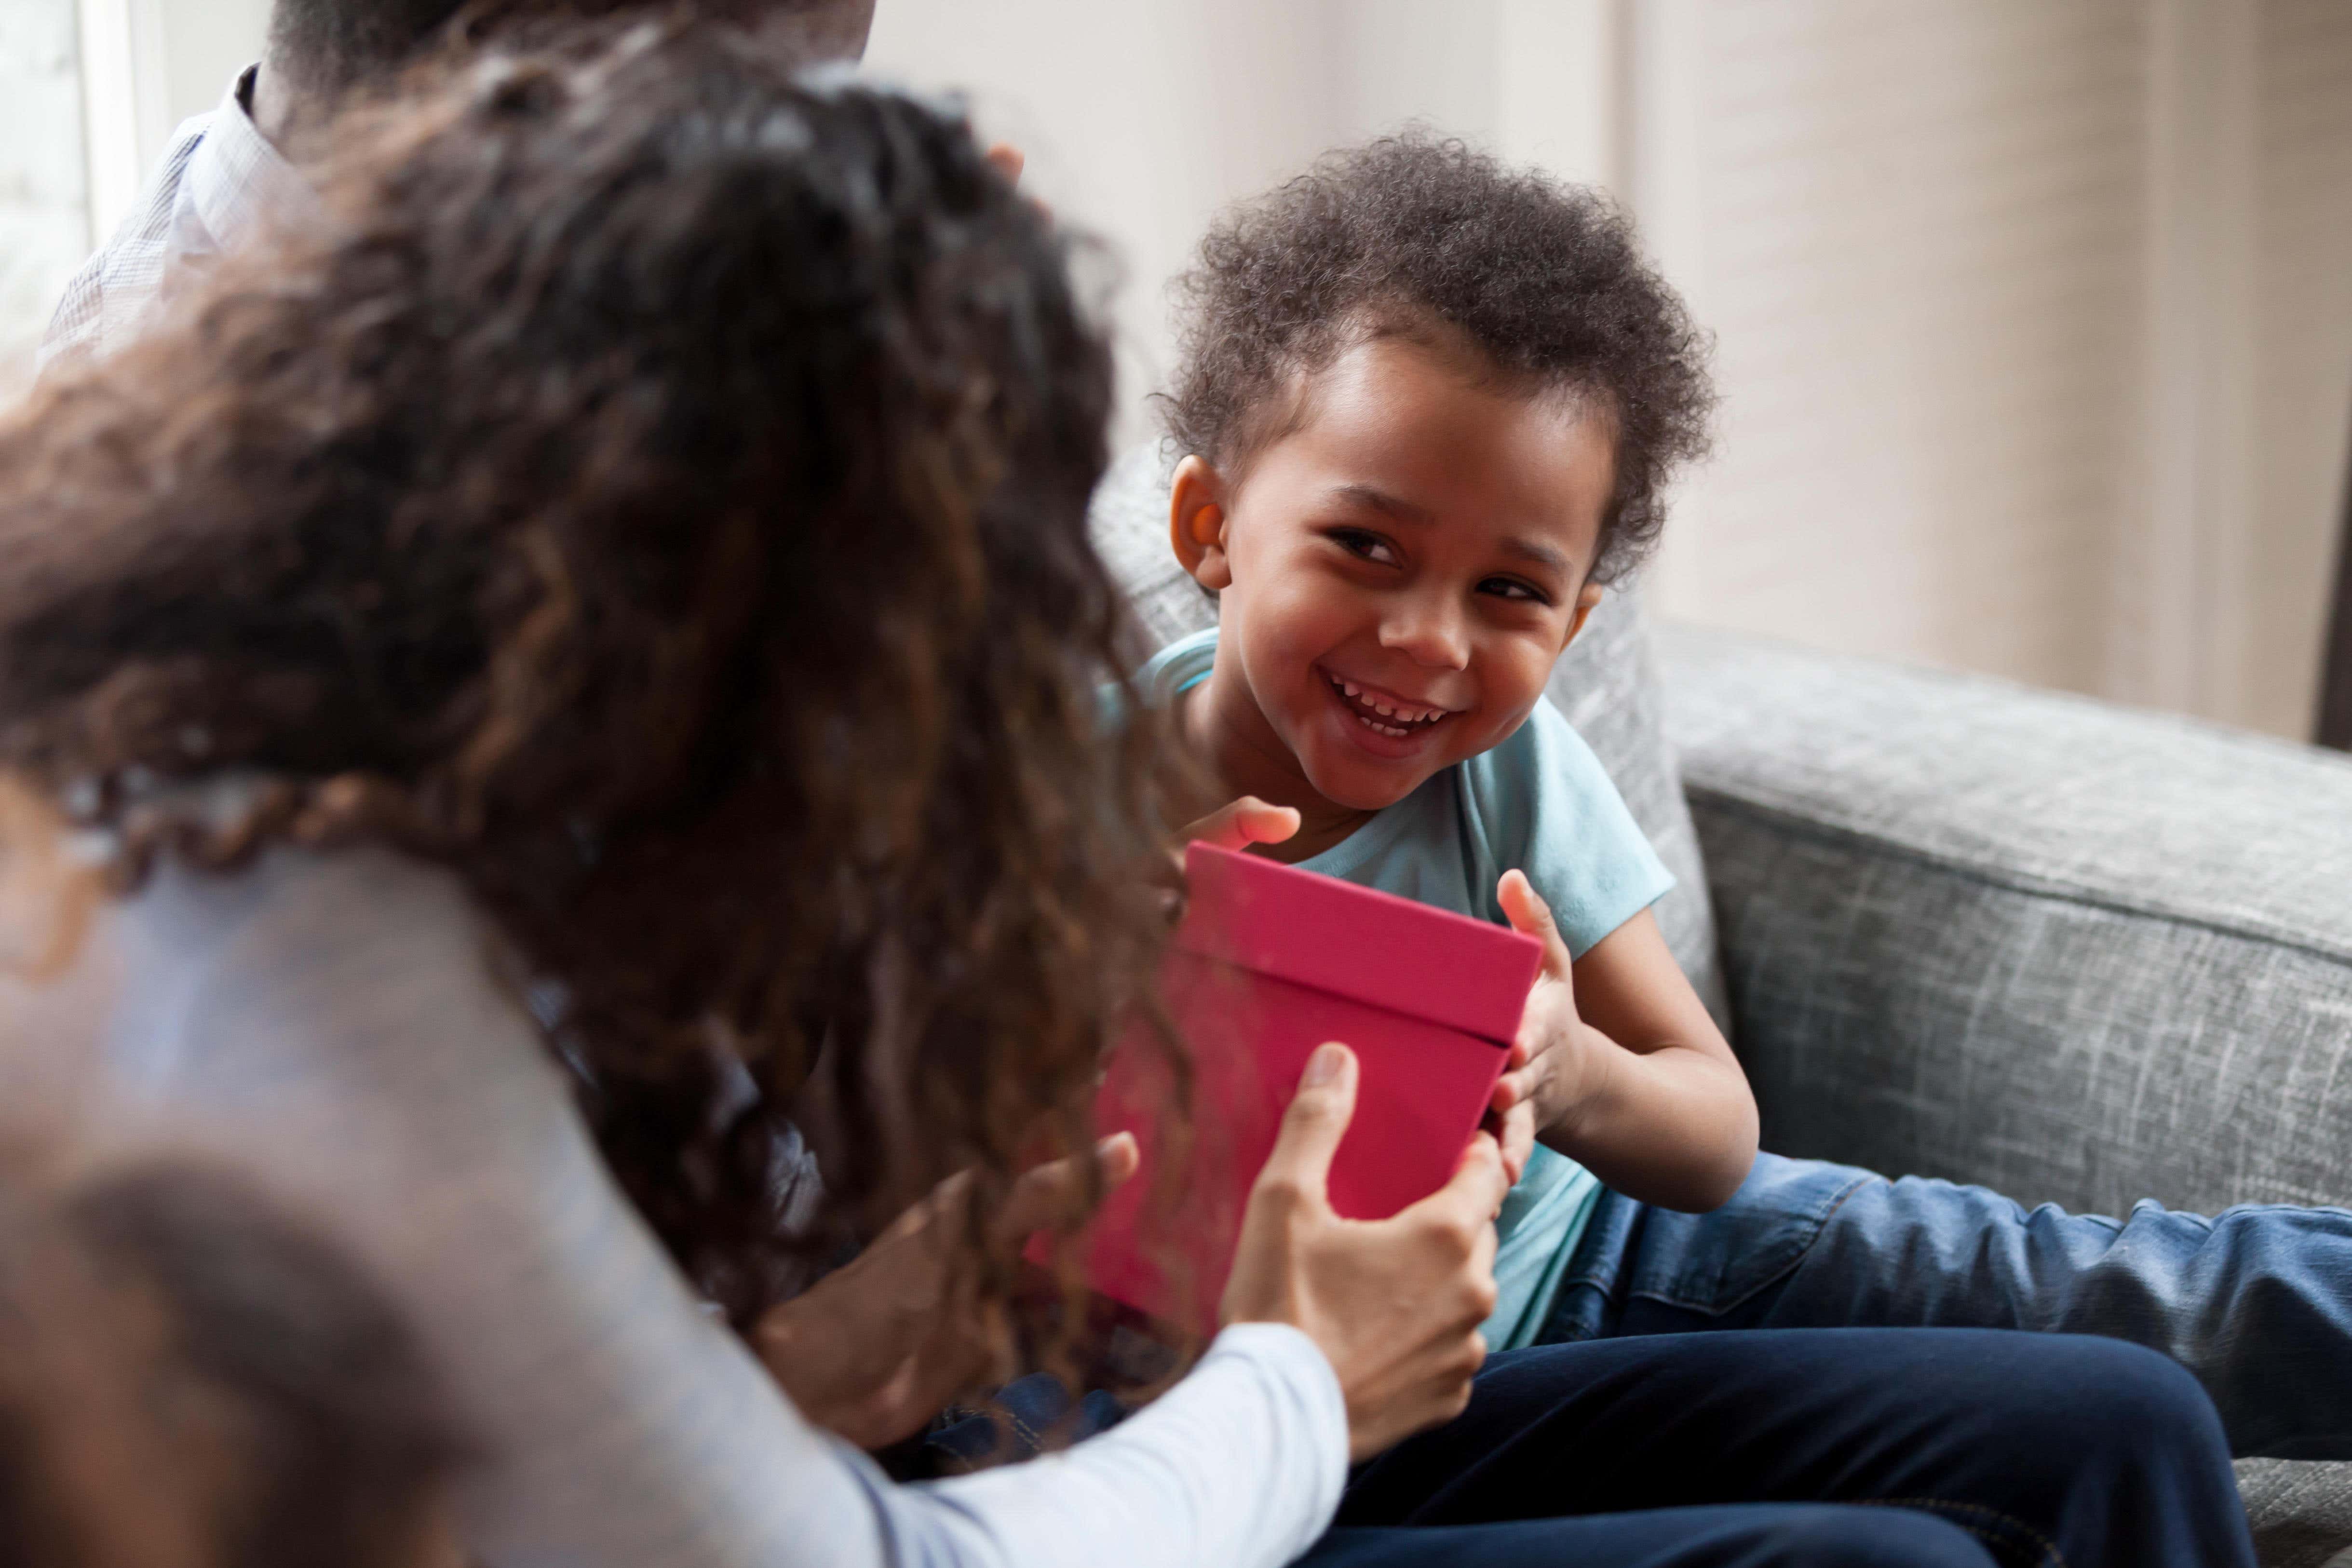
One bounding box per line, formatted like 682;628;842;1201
101;847;1348;1568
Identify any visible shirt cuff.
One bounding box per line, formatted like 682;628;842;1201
1201;1321;1350;1527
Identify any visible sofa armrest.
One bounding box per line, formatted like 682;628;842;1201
1658;625;2352;1217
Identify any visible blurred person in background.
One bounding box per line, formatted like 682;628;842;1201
36;0;878;374
0;18;2266;1568
0;1157;465;1568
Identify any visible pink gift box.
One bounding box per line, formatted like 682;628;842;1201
1067;840;1540;1333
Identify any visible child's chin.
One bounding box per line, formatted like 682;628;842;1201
1305;759;1432;815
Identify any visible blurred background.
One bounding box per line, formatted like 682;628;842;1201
5;0;2349;739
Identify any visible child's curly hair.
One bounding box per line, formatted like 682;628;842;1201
1164;131;1715;583
0;22;1174;1329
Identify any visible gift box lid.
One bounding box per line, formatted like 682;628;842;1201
1175;840;1540;1047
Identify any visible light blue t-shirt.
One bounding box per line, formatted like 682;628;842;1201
1138;628;1676;1349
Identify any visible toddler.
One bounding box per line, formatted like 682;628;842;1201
1146;131;1748;1350
1149;132;2352;1464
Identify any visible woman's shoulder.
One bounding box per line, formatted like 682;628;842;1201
16;842;564;1161
122;845;512;1035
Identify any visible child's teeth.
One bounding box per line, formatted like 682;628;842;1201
1331;674;1451;732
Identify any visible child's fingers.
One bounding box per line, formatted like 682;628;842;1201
1231;798;1301;845
1483;1099;1534;1186
1164;796;1298;887
1499;869;1572;978
1185;796;1302;852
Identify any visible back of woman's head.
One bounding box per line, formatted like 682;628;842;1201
0;23;1168;1319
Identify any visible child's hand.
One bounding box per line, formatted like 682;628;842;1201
1489;870;1614;1153
1180;796;1301;857
1484;1095;1536;1186
1151;798;1301;915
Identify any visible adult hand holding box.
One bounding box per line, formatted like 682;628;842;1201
1076;841;1541;1333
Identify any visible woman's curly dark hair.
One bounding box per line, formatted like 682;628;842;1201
1164;130;1715;583
0;21;1175;1328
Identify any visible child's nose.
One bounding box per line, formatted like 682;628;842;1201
1380;595;1470;670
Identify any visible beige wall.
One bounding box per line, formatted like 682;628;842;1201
154;0;273;135
1636;0;2352;736
876;0;2352;740
865;0;1616;449
1637;2;2153;703
2248;0;2352;739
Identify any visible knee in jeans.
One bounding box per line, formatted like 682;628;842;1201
2030;1337;2224;1459
1758;1508;1994;1568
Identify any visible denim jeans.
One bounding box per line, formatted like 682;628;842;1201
1542;1151;2352;1460
1307;1328;2252;1568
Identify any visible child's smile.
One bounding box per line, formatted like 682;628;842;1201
1319;667;1456;747
1169;326;1617;860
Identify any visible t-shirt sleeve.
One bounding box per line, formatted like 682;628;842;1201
1458;696;1675;957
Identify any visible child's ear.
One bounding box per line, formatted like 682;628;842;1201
1169;455;1233;592
1563;581;1606;646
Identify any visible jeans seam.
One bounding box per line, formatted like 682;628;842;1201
1848;1497;2068;1568
1000;1407;1044;1451
1613;1171;1879;1319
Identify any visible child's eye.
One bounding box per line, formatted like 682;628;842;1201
1328;528;1400;567
1478;577;1551;605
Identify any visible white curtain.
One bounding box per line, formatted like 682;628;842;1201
0;0;93;402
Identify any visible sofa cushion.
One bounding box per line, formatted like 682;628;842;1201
2237;1460;2352;1568
1658;624;2352;1220
1087;443;1726;1023
1661;627;2352;1560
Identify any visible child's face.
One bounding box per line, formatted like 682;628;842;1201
1175;334;1613;816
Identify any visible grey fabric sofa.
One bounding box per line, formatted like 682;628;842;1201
1091;443;2352;1565
1667;628;2352;1568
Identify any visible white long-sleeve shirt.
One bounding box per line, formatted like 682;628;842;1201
40;65;311;375
4;843;1347;1567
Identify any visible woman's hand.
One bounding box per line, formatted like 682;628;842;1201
756;1135;1139;1451
1220;1043;1506;1461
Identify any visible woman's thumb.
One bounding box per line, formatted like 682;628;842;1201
1256;1042;1358;1208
